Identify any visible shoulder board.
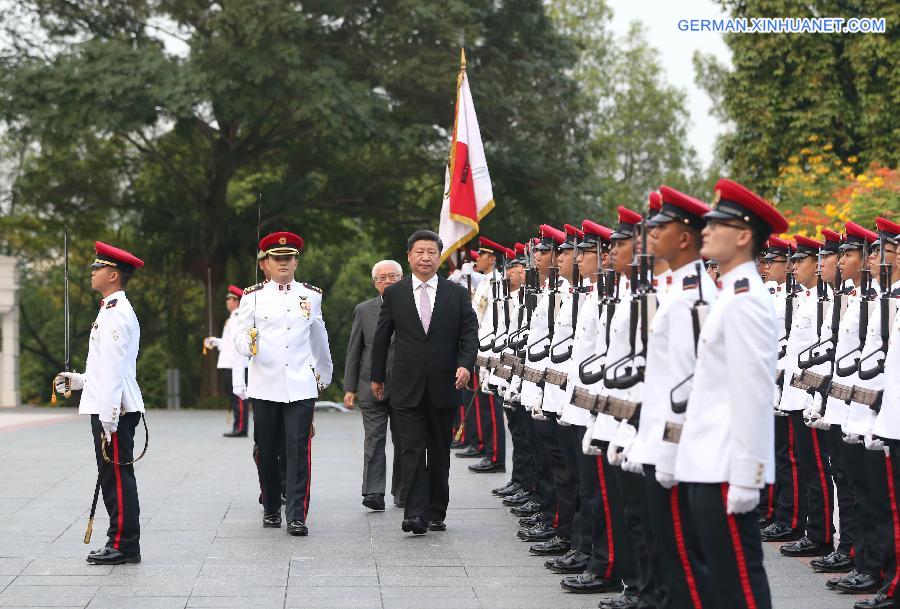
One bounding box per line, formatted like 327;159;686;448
682;275;699;291
243;282;264;295
768;287;776;294
893;287;900;298
865;287;878;299
303;282;323;294
734;278;750;295
842;285;855;295
791;284;804;294
105;298;118;309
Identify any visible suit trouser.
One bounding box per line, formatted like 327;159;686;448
358;399;404;499
393;396;457;522
772;414;802;529
826;424;859;555
612;466;662;605
642;465;715;609
686;482;772;609
479;391;506;465
91;412;141;555
570;425;613;579
784;411;834;543
844;441;892;577
506;403;535;490
880;441;900;600
253;398;315;522
533;417;575;539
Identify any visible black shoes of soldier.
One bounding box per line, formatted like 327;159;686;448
855;592;897;608
561;571;621;594
287;520;308;536
263;512;282;528
86;547;141;565
455;446;484;459
427;520;446;532
492;480;522;497
828;570;859;590
510;500;542;517
529;536;571;556
836;571;882;594
468;458;506;473
502;489;533;506
545;549;589;574
811;550;854;573
760;522;803;542
401;516;427;535
518;512;544;527
362;494;386;511
780;536;833;557
223;431;248;438
598;591;640;608
518;522;556;542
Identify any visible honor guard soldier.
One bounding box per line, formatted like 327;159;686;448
206;285;250;437
56;242;146;565
233;231;333;536
673;178;789;609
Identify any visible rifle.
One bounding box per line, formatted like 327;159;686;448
798;263;843;370
551;229;582;364
202;266;213;355
509;241;537;350
670;262;709;414
493;253;513;353
858;235;896;380
579;269;619;385
779;247;797;360
528;243;559;361
480;254;504;351
836;241;871;377
51;225;72;405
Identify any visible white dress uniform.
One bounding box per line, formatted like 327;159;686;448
872;297;900;439
560;283;600;428
777;284;819;413
521;280;552;412
675;260;778;488
80;290;145;423
541;277;574;416
823;283;863;426
233;280;333;402
475;269;502;383
590;275;628;443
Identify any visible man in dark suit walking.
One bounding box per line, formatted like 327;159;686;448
371;229;479;535
343;260;405;511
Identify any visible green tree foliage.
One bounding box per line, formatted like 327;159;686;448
694;0;900;194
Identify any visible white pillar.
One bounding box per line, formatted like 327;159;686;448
0;256;21;407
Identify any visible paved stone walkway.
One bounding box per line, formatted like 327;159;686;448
0;408;856;608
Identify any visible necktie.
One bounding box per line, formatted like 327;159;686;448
419;283;431;333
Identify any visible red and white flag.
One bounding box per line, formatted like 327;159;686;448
439;49;495;264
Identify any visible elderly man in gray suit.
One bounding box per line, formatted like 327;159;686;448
344;260;405;511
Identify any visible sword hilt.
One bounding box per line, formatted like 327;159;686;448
249;327;258;356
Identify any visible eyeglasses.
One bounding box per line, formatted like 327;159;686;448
374;273;401;283
706;218;749;232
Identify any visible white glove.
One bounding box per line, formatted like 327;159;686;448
460;262;475;277
774;408;789;417
806;393;830;429
55;371;85;392
773;384;784;410
582;427;601;456
622;458;643;474
531;401;548;421
726;484;761;514
494;377;510;398
865;434;885;452
101;420;117;443
607;422;636;467
505;376;521;404
204;336;222;350
656;470;677;489
233;386;248;401
478;366;490;389
843;433;862;445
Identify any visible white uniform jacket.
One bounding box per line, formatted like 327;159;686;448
824;283;864;426
674;261;778;488
560;284;600;427
590;275;629;442
872;289;900;440
79;290;145;423
778;284;821;412
234;280;333;403
542;280;576;415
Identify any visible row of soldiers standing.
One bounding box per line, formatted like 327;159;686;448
456;178;900;609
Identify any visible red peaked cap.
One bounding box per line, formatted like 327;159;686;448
468;250;479;261
560;223;584;251
791;235;823;260
564;223;585;238
875;217;900;245
648;191;662;211
92;241;144;270
227;285;244;298
259;231;304;255
611;206;643;240
708;178;789;236
536;225;565;251
766;235;792;252
581;220;613;242
821;229;843;253
652;186;711;230
840;221;878;252
515;242;527;255
478;237;508;257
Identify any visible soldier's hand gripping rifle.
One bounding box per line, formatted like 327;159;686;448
51;224;72;405
779;247;798;360
858;234;896;381
605;217;657;390
551;226;582;364
509;241;537;351
669;262;710;414
579;269;618;385
479;250;504;351
836;241;872;377
798;262;844;370
493;250;513;353
528;235;561;362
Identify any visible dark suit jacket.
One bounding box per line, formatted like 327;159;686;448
343;296;393;402
371;275;478;408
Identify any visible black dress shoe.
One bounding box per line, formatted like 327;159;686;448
450;439;466;449
760;522;803;542
86;547;141;565
560;571;621;593
223;431;248;437
510;500;542;517
401;516;427;535
362;494;386;511
827;570;858;590
599;591;641;608
502;489;533;506
263;512;282;528
469;458;507;473
492;481;521;496
428;520;446;531
455;446;485;458
837;572;882;594
780;536;833;557
529;536;571;556
545;550;589;573
855;593;898;608
517;523;556;542
519;512;543;527
287;520;308;536
812;550;854;573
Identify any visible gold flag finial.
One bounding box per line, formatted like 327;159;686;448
460;47;466;70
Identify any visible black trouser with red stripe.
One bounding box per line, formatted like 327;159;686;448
231;394;249;434
527;412;557;528
533;417;575;539
465;377;485;452
826;425;858;556
478;390;505;465
590;441;639;586
642;466;715;609
506;403;535;490
879;441;900;600
844;441;892;577
569;427;614;580
91;413;141;556
686;482;771;609
612;466;663;606
785;411;834;543
772;414;803;530
253;398;315;523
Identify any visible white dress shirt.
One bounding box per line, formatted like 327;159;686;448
412;274;438;320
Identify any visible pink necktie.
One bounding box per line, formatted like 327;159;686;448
419;284;431;332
